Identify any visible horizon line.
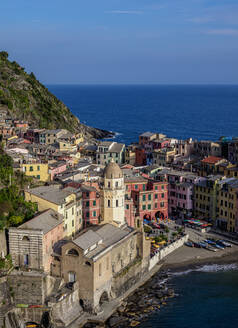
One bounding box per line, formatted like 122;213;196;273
45;83;238;86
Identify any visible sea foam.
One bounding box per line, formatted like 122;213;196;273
170;263;238;276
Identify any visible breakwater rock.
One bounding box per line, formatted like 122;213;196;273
104;271;175;328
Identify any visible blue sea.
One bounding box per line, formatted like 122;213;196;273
47;85;238;327
140;264;238;328
48;85;238;145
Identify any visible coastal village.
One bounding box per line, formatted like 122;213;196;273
1;109;238;328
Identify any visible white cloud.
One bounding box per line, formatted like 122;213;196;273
105;10;143;15
205;29;238;36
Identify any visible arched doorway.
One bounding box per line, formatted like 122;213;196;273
99;291;109;306
155;211;164;220
143;214;151;221
41;312;51;328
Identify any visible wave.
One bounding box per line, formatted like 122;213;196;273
103;131;123;140
170;263;238;276
196;263;238;272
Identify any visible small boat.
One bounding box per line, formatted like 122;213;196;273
185;241;194;247
205;245;217;252
198;242;207;248
218;240;232;247
193;242;201;248
214;243;225;250
204;239;216;246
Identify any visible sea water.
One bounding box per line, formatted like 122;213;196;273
48;85;238;145
139;264;238;328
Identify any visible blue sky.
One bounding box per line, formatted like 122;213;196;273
1;0;238;84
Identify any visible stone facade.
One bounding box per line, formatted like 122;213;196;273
7;272;56;305
0;230;7;258
100;160;125;227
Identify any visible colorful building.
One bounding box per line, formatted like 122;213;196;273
9;209;63;273
25;185;82;237
21;162;50;182
96;141;125;166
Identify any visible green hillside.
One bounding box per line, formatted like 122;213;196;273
0;51;112;138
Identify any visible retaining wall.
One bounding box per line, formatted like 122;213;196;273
149;234;188;271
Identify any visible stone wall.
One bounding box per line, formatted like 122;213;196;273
111;258;147;298
149;234;188;271
50;283;83;327
9;228;44;271
0;230;7;258
7;272;56;305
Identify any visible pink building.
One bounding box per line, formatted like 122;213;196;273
49;161;67;180
157;169;203;218
9;209;64;273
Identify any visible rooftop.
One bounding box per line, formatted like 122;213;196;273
26;185;74;205
17;209;63;234
201;156;223;164
140;132;156;137
73;224;133;259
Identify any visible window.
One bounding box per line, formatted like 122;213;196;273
155;194;158;199
160;202;164;208
148;194;151;201
93;200;96;206
148;204;151;210
37;175;40;179
116;181;119;187
162;185;164;190
99;263;102;276
37;166;40;171
68;271;76;283
161;193;164;198
24;254;29;266
143;194;146;201
108;199;110;207
142;205;146;210
108;182;110;188
86;201;89;207
30;166;33;172
155;203;158;208
126;204;129;210
72;207;74;215
93;211;96;217
72;220;74;227
86;212;89;218
116;200;119;207
155;186;158;190
135;184;138;189
143;184;146;191
67;249;79;256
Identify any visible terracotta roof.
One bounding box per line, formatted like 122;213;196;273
201;156;223;164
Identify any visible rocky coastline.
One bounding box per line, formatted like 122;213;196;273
82;270;175;328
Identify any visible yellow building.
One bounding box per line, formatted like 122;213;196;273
216;178;238;233
194;175;222;222
22;163;50;182
125;147;136;165
25;185;83;237
152;148;176;166
58;132;84;152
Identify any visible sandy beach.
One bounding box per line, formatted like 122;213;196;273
162;242;238;271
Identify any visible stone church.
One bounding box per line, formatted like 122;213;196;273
53;160;151;312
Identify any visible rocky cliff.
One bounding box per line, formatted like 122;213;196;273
0;51;113;139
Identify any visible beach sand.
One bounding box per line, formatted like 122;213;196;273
162;243;238;271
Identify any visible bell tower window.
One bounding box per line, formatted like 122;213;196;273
108;199;110;207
